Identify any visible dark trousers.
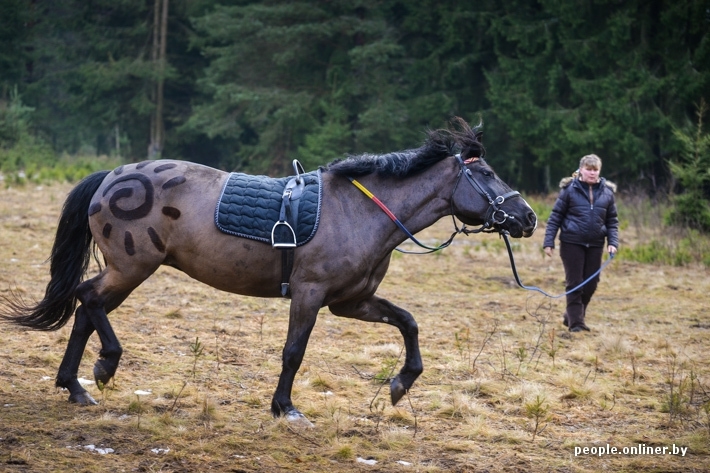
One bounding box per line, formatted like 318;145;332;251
559;241;604;328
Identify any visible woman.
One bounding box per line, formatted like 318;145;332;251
543;154;619;332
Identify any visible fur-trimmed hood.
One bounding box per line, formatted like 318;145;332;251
559;176;617;193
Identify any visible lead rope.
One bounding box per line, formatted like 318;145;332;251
349;171;614;297
500;231;615;298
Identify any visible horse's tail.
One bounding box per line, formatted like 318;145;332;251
1;170;110;331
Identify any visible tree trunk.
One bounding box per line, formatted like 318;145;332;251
149;0;168;159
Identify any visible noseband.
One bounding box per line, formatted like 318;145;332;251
452;154;522;235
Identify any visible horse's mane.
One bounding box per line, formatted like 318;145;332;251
324;117;486;178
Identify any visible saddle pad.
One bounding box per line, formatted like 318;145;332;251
215;169;322;245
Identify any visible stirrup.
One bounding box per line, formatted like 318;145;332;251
271;221;297;248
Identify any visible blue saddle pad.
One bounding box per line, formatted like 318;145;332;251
214;169;322;245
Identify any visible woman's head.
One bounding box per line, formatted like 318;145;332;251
578;154;601;184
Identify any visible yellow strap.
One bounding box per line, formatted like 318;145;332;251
350;179;374;199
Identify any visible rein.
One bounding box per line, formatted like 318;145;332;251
348;176;459;253
500;231;615;298
347;154;522;254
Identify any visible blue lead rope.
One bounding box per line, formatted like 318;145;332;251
501;232;615;299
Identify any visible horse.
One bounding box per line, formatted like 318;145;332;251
1;118;537;423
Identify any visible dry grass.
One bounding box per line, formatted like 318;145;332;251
1;182;709;472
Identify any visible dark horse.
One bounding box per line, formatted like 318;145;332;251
1;118;536;423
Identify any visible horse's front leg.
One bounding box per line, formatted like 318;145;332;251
271;294;321;423
329;295;422;406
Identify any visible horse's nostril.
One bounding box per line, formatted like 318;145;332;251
527;211;537;225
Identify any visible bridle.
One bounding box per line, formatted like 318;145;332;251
348;153;524;253
451;154;522;236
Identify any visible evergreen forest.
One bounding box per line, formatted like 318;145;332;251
1;0;708;199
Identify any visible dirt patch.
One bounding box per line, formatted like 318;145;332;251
1;182;709;472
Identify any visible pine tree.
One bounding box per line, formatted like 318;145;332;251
667;99;710;231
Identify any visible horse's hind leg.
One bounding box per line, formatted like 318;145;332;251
329;295;423;406
56;270;141;404
56;304;99;405
77;281;133;389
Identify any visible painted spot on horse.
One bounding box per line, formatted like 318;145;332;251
162;176;186;190
146;227;165;252
136;161;151;170
154;163;178;173
103;174;155;221
113;165;124;175
162;206;181;220
102;223;112;239
124;231;135;256
88;202;102;216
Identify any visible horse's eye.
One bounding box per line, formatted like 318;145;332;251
480;169;493;177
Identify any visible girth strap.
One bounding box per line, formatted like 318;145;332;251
273;160;306;297
281;249;295;297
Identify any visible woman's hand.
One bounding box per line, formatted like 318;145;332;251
544;247;553;257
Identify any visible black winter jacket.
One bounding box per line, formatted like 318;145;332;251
543;177;619;249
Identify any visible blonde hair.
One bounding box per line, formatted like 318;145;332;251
571;154;602;179
579;154;602;170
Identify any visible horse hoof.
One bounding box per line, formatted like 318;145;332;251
390;376;407;406
69;391;98;406
93;360;113;387
285;409;314;428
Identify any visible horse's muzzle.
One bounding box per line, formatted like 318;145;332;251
521;210;538;237
500;209;537;238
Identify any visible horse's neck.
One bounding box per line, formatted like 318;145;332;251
350;158;457;236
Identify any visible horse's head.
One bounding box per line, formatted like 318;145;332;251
450;155;537;238
438;118;536;238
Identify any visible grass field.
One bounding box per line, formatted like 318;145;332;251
1;181;709;472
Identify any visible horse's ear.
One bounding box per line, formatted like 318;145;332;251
475;131;483;142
